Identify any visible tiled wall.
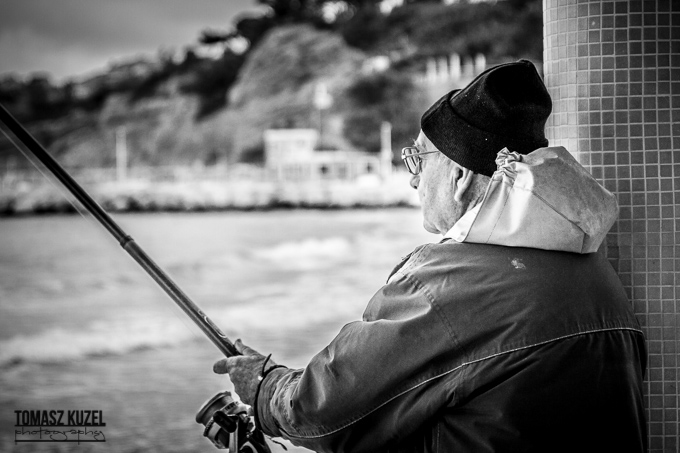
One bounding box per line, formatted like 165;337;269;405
543;0;679;451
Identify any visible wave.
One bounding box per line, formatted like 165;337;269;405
0;286;364;368
0;229;434;368
250;236;353;270
0;317;194;367
0;299;361;368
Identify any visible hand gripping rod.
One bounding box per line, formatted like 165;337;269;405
0;103;239;357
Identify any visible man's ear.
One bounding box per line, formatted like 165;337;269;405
453;165;474;203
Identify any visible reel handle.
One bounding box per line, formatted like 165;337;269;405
196;392;272;453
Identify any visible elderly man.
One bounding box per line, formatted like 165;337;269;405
214;60;647;452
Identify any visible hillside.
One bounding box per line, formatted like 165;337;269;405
220;24;368;160
0;0;543;171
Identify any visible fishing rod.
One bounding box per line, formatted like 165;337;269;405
0;103;239;358
0;103;274;452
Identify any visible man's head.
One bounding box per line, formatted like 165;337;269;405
406;132;489;234
406;60;552;234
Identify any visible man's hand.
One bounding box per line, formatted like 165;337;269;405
213;339;275;407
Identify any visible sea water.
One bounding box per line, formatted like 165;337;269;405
0;209;437;452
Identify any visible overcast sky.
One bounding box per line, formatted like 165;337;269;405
0;0;264;83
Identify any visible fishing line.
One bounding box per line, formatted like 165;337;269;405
0;124;95;223
0;122;211;346
0;107;288;453
0;105;239;357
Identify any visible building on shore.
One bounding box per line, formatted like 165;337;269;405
263;127;393;182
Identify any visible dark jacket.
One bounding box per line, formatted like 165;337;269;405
256;148;647;452
256;242;646;452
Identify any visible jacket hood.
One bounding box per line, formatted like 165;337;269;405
446;146;618;254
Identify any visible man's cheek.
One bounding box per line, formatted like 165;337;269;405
417;182;428;200
421;185;435;206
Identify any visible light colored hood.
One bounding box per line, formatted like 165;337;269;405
446;146;618;254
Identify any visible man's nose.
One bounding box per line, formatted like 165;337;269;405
409;175;420;189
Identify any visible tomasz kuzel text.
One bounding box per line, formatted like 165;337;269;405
14;410;106;444
15;410;105;426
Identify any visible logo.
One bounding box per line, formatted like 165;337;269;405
14;410;106;444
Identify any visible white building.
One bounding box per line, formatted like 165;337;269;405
263;128;390;182
263;129;318;165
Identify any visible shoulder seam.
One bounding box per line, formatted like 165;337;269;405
387;243;432;282
405;272;466;357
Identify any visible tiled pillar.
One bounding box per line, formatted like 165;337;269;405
543;0;679;451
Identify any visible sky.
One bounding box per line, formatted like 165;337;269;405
0;0;265;83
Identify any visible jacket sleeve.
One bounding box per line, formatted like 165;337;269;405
255;263;464;453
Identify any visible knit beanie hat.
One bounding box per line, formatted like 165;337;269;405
420;59;552;177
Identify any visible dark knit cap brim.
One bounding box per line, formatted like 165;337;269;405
421;59;552;177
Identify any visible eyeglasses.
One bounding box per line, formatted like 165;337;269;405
401;146;439;175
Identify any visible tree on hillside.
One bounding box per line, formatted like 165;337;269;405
374;0;543;61
259;0;310;21
179;50;247;118
343;69;427;158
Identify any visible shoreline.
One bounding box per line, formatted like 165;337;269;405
0;202;419;217
0;173;420;216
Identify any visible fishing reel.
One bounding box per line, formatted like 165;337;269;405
196;392;271;453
